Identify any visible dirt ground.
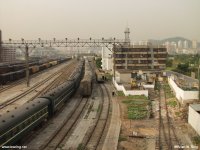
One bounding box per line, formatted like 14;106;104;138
117;95;157;150
117;88;200;150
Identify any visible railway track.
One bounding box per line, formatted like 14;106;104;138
42;97;89;150
156;82;181;150
0;60;72;93
0;61;77;111
83;84;111;150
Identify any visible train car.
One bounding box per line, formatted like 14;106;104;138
41;81;75;114
0;98;50;147
39;63;50;71
11;64;25;72
68;60;84;89
0;59;85;146
0;72;15;85
80;59;93;97
15;69;26;80
29;66;40;74
95;69;105;83
0;64;11;74
49;61;58;67
44;63;50;69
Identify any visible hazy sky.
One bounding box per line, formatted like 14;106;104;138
0;0;199;41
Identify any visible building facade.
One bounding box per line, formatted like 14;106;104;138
192;40;197;49
114;44;167;71
0;46;16;62
0;30;16;62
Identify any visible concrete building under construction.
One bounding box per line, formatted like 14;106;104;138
0;30;16;63
114;44;167;71
113;28;167;73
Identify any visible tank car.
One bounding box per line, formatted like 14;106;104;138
29;66;40;74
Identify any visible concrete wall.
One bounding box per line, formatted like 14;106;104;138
143;84;155;89
120;73;131;83
115;71;131;83
113;78;148;97
188;105;200;136
101;47;113;71
168;76;198;103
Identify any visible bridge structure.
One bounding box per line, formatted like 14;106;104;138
1;38;128;87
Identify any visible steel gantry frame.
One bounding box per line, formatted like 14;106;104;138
1;38;127;87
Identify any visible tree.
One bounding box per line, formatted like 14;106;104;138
166;59;173;67
177;63;189;72
96;58;102;68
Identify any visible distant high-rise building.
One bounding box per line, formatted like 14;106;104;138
178;40;183;49
171;42;177;49
184;40;189;49
192;40;197;49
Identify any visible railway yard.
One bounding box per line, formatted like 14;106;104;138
0;58;199;150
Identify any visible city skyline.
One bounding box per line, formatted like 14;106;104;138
0;0;200;41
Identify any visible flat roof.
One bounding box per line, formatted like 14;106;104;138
190;104;200;111
116;69;162;74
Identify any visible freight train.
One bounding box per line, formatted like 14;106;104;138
0;58;70;85
0;60;84;147
80;58;94;97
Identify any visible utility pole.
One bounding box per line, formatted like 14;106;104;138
25;44;30;87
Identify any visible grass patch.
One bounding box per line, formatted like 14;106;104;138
167;100;177;107
118;135;127;142
175;111;181;117
123;99;149;120
165;92;174;99
126;95;148;100
117;91;125;96
77;143;84;150
97;105;101;113
163;83;175;99
192;136;200;145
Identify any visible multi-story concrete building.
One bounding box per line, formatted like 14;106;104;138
0;30;16;62
192;40;197;49
114;44;167;72
0;46;16;62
